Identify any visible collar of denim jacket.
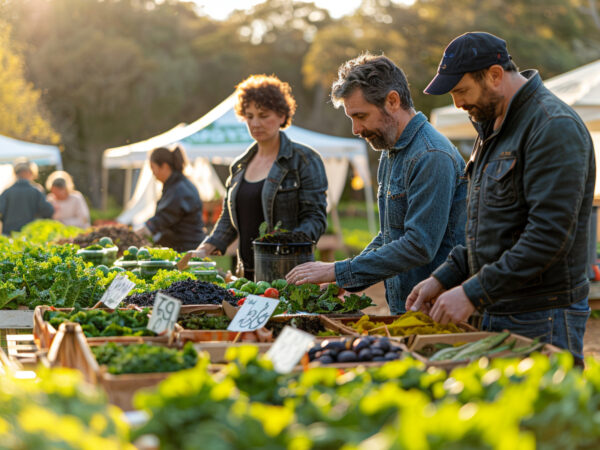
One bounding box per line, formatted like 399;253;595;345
391;111;427;151
275;131;294;160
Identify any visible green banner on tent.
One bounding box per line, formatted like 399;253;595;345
182;124;253;146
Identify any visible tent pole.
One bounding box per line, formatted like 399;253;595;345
101;167;109;211
123;168;132;207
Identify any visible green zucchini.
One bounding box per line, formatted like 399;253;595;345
450;332;511;361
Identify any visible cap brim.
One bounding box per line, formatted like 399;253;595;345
424;72;464;95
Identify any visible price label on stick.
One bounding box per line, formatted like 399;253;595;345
147;293;182;334
266;326;315;374
227;295;280;332
99;275;135;309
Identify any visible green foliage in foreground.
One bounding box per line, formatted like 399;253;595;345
135;348;600;450
2;351;600;449
0;367;133;450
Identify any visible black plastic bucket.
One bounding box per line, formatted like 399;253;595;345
253;241;315;282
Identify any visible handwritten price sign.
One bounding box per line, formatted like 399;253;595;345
99;275;135;309
227;295;280;332
266;326;315;373
147;292;182;334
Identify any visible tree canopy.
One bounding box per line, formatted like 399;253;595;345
2;0;599;206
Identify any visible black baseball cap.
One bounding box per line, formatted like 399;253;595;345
424;32;510;95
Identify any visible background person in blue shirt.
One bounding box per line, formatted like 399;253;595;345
0;159;54;235
286;53;467;314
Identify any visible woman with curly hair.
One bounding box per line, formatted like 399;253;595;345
193;74;328;280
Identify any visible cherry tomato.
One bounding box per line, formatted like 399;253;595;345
263;288;279;299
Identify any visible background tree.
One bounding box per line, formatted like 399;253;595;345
1;0;599;209
0;20;58;144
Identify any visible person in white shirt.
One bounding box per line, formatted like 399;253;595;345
46;171;91;229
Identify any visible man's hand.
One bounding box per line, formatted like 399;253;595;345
190;242;219;258
286;261;336;285
406;276;445;313
429;286;476;324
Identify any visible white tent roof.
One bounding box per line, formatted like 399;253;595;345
430;60;600;198
104;94;375;231
104;93;367;168
431;59;600;139
0;134;62;168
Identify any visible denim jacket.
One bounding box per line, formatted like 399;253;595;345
206;131;328;255
335;112;467;314
433;71;595;314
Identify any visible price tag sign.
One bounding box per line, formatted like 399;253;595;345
99;275;136;309
147;293;182;334
227;295;280;332
266;326;315;373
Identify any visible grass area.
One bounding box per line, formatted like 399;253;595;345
90;195;122;224
329;201;379;254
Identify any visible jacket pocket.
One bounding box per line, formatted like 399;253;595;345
386;187;407;230
482;157;517;207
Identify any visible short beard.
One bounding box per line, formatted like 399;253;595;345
466;85;503;123
361;109;398;151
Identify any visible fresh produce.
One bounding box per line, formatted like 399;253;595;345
43;307;156;337
13;219;84;245
91;342;197;375
308;336;404;364
136;247;151;260
124;279;237;306
424;332;546;362
58;224;151;255
0;367;133;449
279;282;374;314
132;348;596;450
266;316;339;338
349;311;463;336
0;242;110;309
177;314;231;330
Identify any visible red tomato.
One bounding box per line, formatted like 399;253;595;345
263;288;279;299
237;298;246;306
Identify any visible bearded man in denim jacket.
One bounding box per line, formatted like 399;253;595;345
407;32;595;363
287;54;467;314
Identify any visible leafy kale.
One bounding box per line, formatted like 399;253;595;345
92;342;197;375
44;307;155;337
279;283;374;314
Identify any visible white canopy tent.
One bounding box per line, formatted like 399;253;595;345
103;94;376;233
430;59;600;197
0;134;63;193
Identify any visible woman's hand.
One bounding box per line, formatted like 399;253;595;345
191;242;219;258
133;223;151;237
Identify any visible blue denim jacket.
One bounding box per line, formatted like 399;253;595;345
206;131;328;256
334;112;467;314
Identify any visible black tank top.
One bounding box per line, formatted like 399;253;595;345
236;177;265;274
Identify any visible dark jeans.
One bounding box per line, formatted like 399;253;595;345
481;298;590;362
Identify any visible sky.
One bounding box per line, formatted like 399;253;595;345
192;0;363;20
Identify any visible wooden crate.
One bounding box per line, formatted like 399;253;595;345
34;306;179;351
408;332;562;371
329;315;477;338
178;314;356;345
0;309;35;329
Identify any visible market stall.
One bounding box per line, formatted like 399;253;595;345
102;94;377;234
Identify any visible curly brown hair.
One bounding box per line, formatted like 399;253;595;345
234;74;297;128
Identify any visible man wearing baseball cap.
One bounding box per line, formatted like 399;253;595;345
407;32;595;363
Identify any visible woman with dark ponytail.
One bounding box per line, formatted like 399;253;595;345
133;145;206;251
